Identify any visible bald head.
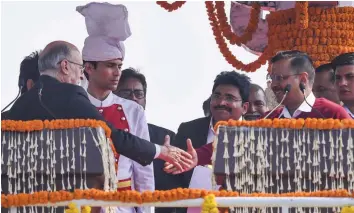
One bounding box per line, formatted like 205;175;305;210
39;41;84;85
38;41;79;72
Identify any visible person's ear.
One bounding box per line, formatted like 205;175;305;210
242;102;249;115
26;79;35;91
59;59;70;75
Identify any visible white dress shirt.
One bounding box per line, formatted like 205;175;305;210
278;92;316;118
343;106;354;118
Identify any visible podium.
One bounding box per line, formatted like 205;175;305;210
213;119;354;212
1;120;117;213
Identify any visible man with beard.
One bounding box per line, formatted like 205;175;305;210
313;63;341;104
78;3;154;213
263;50;349;119
244;83;268;120
167;71;250;213
332;52;354;118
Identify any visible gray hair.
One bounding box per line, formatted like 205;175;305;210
38;44;72;72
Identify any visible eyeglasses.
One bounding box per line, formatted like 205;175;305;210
116;89;145;99
58;59;85;73
270;74;300;82
210;93;242;104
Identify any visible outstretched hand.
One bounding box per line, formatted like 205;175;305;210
157;135;194;172
163;138;198;174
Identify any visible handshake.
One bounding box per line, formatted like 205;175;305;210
157;136;198;174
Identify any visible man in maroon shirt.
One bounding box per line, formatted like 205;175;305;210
165;50;351;173
264;50;349;119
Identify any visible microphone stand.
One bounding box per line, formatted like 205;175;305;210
299;83;325;118
263;84;292;119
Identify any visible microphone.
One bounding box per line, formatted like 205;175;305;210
263;84;291;119
1;78;25;113
38;81;57;119
299;82;325;118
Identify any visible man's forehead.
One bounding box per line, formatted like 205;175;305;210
271;59;290;74
335;65;354;75
102;58;123;64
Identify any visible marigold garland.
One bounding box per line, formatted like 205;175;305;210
65;202;91;213
156;1;186;12
1;189;353;208
215;1;260;46
295;1;309;29
342;206;354;213
214;118;354;132
1;119;119;172
205;1;269;72
201;194;218;213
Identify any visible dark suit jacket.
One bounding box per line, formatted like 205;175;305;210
148;123;178;213
172;116;211;213
5;75;156;166
1;110;9;120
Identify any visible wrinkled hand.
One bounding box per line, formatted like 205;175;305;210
157;135;193;172
163;138;198;174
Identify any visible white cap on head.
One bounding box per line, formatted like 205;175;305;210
77;2;132;61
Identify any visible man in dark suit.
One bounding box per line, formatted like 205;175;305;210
115;68;180;213
5;40;192;172
1;50;41;119
165;71;251;213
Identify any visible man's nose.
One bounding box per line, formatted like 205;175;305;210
248;104;256;113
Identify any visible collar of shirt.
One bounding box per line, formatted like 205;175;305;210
343;106;354;118
279;92;316;118
87;90;114;107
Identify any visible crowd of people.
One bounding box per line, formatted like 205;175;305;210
2;3;354;213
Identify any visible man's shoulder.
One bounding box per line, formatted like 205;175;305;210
148;123;175;136
314;98;350;118
262;107;284;119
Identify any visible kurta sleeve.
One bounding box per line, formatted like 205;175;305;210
131;105;155;213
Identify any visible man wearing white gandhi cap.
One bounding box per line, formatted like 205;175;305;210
77;2;154;213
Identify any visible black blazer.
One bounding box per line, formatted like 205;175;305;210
5;75;156;166
172;116;211;213
148;123;179;213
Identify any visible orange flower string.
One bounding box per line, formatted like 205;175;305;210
295;1;309;29
205;1;269;72
214;118;354;132
215;1;260;46
1;189;353;208
1;119;119;172
156;1;186;12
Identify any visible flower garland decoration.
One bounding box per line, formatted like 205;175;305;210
65;202;91;213
215;1;260;46
201;194;218;213
156;1;186;12
1;189;353;208
205;1;269;72
295;1;309;29
1;119;119;172
214;118;354;132
266;6;354;68
342;206;354;213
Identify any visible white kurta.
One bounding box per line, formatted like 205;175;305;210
88;91;155;213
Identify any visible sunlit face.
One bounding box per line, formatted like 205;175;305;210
335;65;354;103
270;59;306;106
313;71;339;104
210;84;248;122
115;77;146;109
85;59;123;91
244;89;267;120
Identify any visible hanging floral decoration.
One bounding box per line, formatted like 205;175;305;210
214;1;260;46
214;118;354;132
205;1;269;72
65;202;91;213
2;119;119;172
341;206;354;213
1;188;353;208
295;1;309;29
156;1;186;12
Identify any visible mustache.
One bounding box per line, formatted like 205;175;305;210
214;105;232;112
